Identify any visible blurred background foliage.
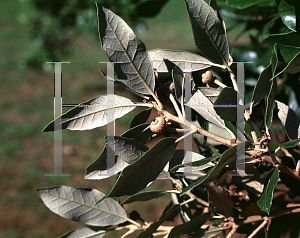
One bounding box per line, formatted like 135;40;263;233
1;0;299;237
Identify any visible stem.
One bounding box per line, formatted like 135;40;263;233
226;65;239;93
214;79;227;88
245;110;259;149
133;103;154;108
165;128;191;133
169;93;183;118
247;218;268;238
266;142;279;165
175;129;197;143
161;109;235;146
226;223;239;238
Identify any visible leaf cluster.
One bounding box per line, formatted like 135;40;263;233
38;0;300;237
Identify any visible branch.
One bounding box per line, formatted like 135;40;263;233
226;223;239;238
247;217;269;238
159;108;235;146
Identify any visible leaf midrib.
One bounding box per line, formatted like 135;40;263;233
190;1;227;66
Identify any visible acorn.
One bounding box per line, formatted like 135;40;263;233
150;116;166;133
202;71;213;84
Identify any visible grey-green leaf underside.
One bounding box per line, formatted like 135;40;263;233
97;4;155;95
148;49;224;72
36;186;127;226
43;95;135;131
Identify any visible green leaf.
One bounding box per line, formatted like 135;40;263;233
59;227;106;238
172;66;184;108
135;0;169;18
168;215;210;237
277;0;297;32
120;190;178;204
158;150;214;179
97;4;155;95
148;49;224;73
250;65;272;109
181;142;252;195
105;137;178;198
265;32;300;48
276;100;300;140
281;52;300;74
184;0;229;65
279;138;300;148
170;155;217;172
43;95;135;131
214;87;237;121
122;123;153;144
226;0;271;9
130;108;152;128
257;167;279;214
36;186;127;226
264;78;277;129
85;128;150;180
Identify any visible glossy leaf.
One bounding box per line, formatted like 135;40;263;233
148;49;224;72
226;0;270;9
168;154;216;173
282;52;300;74
214;87;237;121
264;78;277;129
277;0;296;32
43;95;135;131
59;227;106;238
36;186;127;226
122;123;153;144
279;138;300;148
105;138;177;198
181;142;252;196
172;66;184;107
157;150;214;179
257;167;279;214
250;65;272;110
265;32;300;49
97;4;155;95
168;215;210;237
185;0;229;65
85;129;150;180
276;100;300;140
120;190;178;204
130;108;152;128
187;89;226;129
206;182;235;218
